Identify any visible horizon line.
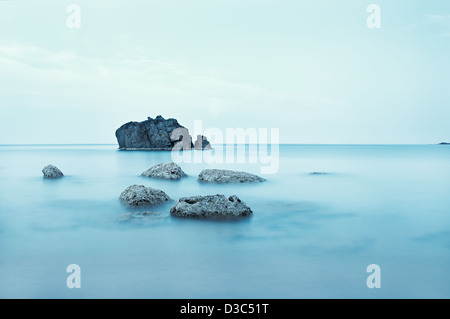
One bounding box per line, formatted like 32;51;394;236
0;143;447;146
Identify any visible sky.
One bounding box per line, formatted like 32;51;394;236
0;0;449;144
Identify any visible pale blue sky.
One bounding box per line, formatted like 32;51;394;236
0;0;449;144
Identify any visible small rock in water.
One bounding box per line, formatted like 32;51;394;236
194;135;212;150
141;162;187;180
170;194;253;218
42;165;64;178
119;185;170;207
310;172;330;175
198;169;265;183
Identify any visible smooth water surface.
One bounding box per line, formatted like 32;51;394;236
0;144;449;298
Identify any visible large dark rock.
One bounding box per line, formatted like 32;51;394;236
115;115;211;151
439;142;449;145
170;194;253;218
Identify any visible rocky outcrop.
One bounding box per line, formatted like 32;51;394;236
119;185;170;207
141;162;187;180
194;135;212;150
42;165;64;178
198;169;265;183
115;115;211;151
439;142;449;145
170;194;253;218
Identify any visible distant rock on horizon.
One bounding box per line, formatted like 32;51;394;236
438;142;449;145
115;115;211;151
194;135;212;150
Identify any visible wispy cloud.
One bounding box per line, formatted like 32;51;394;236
423;13;450;23
402;13;450;37
0;43;346;143
422;13;450;37
0;43;338;116
401;24;419;31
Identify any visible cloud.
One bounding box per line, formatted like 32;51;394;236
403;14;450;37
401;24;419;31
422;13;450;37
0;43;337;114
423;13;450;23
0;42;341;143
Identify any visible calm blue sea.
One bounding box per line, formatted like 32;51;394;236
0;144;449;298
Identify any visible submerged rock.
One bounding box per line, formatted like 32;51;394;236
42;165;64;178
141;162;187;180
118;211;166;223
119;185;170;207
115;115;211;151
170;194;253;218
198;169;265;183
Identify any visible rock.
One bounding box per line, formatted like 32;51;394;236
310;172;330;175
119;185;170;207
439;142;449;145
198;169;265;183
194;135;212;150
170;194;253;218
42;165;64;178
115;115;190;150
118;211;166;223
141;162;187;180
115;115;211;151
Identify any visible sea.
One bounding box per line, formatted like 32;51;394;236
0;144;449;298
